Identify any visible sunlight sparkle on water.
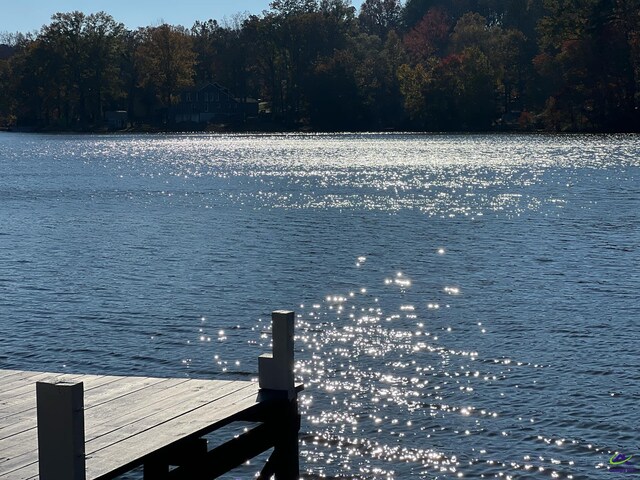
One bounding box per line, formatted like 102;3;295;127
292;255;507;478
282;243;616;479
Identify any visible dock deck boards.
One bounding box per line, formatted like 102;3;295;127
0;369;266;479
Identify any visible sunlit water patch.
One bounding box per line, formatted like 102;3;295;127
0;132;639;478
6;132;637;218
288;251;640;478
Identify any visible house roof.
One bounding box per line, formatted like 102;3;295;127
183;82;233;96
181;82;259;104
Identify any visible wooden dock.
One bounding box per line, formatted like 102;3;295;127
0;311;302;479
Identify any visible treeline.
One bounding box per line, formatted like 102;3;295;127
0;0;639;132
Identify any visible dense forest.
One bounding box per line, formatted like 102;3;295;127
0;0;638;132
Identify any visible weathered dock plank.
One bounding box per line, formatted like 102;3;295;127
86;385;262;478
0;375;121;425
85;380;245;445
0;373;88;417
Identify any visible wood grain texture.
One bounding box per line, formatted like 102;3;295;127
0;369;266;480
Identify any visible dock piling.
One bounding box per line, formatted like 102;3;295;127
257;310;300;479
258;310;295;398
36;380;86;480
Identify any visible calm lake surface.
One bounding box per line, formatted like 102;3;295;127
1;132;639;479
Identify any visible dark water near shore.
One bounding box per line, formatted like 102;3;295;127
1;132;639;478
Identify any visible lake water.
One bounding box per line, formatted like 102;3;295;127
1;132;639;479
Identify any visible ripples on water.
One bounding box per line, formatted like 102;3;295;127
0;132;639;478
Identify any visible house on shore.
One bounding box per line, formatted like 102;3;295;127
172;82;258;125
105;110;128;130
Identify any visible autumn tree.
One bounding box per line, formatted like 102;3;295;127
402;0;483;30
536;0;640;130
403;7;451;63
402;0;438;29
2;1;638;131
136;24;196;111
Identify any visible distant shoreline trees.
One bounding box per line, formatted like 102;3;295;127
0;0;638;132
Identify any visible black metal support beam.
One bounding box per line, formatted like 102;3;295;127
143;438;208;479
166;422;274;480
258;398;300;480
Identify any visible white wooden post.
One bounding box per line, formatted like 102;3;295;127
36;381;86;480
258;310;295;399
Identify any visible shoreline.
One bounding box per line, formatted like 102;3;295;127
3;125;639;135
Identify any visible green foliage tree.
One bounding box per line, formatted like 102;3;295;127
0;57;15;125
453;47;497;129
260;0;357;124
308;27;407;129
5;12;124;128
397;62;430;123
190;19;222;84
39;11;88;126
358;0;402;37
308;46;364;129
398;47;495;130
6;36;43;125
83;13;125;123
119;29;143;123
270;0;318;16
451;12;527;113
377;30;410;126
240;14;284;115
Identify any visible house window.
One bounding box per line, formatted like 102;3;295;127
204;103;209;112
214;91;220;101
186;92;191;102
203;92;208;102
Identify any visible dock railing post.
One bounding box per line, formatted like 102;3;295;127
257;310;300;479
258;310;295;399
36;380;86;480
